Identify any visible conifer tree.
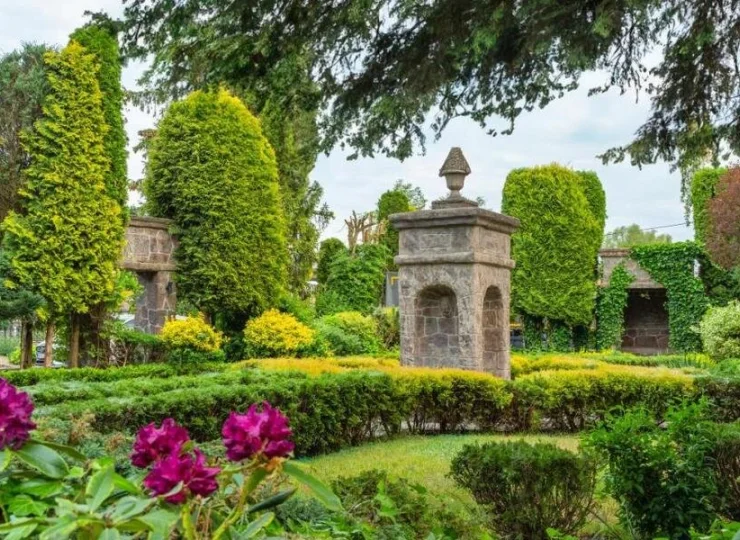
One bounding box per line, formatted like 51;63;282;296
3;42;124;367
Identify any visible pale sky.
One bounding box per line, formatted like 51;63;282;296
1;0;704;243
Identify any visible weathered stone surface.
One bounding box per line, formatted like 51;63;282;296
600;249;663;289
122;217;178;334
390;158;518;379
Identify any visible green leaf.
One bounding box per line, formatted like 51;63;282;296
29;439;86;462
97;529;121;540
133;509;178;538
247;488;296;514
109;496;154;523
242;512;274;538
87;466;115;511
14;442;69;479
18;479;63;499
4;523;38;540
0;519;40;533
112;473;140;495
38;516;78;540
283;462;342;511
8;495;50;517
0;448;11;472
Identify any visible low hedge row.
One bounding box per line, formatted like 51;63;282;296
34;360;719;457
1;361;227;387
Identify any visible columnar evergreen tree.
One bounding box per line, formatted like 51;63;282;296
145;89;288;324
0;44;51;224
316;238;347;286
376;188;411;266
502;164;601;349
70;16;128;212
3;42;125;367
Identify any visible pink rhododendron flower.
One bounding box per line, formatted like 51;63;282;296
0;378;35;450
131;418;190;468
222;402;294;462
143;449;220;504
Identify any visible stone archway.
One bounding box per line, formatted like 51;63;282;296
414;285;459;367
482;286;507;375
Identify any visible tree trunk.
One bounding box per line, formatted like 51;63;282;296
21;322;34;369
68;314;80;368
44;321;55;367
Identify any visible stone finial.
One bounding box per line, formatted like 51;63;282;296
432;147;478;209
438;147;471;178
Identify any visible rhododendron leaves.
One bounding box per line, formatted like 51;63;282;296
30;439;86;462
241;512;274;537
86;466;115;511
14;442;68;479
0;448;10;472
283;462;342;511
247;488;296;514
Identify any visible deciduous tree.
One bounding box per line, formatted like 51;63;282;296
706;168;740;272
603;224;672;248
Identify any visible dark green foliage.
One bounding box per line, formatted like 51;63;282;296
691;167;727;244
548;321;572;352
277;293;316;324
714;424;740;520
316;238;347;286
587;402;720;539
316;312;380;355
165;347;226;366
0;250;44;321
450;441;595;539
699;250;740;306
0;43;51;224
331;470;427;535
145;89;288;319
373;307;400;349
522;315;545;352
595;264;634;350
122;0;740;184
106;322;165;365
502;164;600;326
70;17;128;211
631;242;709;351
317;243;389;315
259;99;331;294
377;189;411;264
602;223;672;248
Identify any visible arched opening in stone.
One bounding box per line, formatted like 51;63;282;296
414;285;459;367
482;286;506;371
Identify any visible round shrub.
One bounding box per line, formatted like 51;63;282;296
244;309;315;357
450;441;595;539
317;311;380;356
161;316;223;353
700;301;740;360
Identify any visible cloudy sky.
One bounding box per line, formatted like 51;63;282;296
1;0;696;242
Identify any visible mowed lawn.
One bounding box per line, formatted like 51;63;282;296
300;433;582;502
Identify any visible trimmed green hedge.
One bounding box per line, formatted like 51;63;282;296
31;363;716;457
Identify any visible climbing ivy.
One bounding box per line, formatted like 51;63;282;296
631;242;708;352
595;264;634;350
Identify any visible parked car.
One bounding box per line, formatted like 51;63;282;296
34;342;66;368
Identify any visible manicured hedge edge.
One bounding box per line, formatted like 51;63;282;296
34;366;716;457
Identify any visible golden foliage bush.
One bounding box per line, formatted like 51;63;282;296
243;309;315;357
161;316;223;353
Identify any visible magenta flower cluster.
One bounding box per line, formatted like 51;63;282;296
131;419;219;503
222;402;294;461
0;378;36;450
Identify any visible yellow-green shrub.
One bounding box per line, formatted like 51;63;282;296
161;316;223;353
316;311;380;355
244;309;315;357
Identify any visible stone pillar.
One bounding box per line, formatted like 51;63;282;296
389;148;519;378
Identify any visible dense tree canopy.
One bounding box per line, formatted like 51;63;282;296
316;238;347;286
603;224;673;248
502;164;601;327
122;0;740;186
0;44;51;224
144;89;287;321
3;42;125;365
70;16;128;212
377;188;411;265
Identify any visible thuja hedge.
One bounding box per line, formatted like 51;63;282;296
33;360;733;457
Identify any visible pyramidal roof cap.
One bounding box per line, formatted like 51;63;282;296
438;147;471;177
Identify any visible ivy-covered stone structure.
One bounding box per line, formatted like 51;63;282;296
600;248;669;354
122;217;177;333
390;148;519;378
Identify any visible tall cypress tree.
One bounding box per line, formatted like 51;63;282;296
3;42;125;367
70;16;128;213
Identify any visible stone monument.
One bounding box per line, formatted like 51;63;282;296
389;148;519;378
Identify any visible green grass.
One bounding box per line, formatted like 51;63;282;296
301;433;581;502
